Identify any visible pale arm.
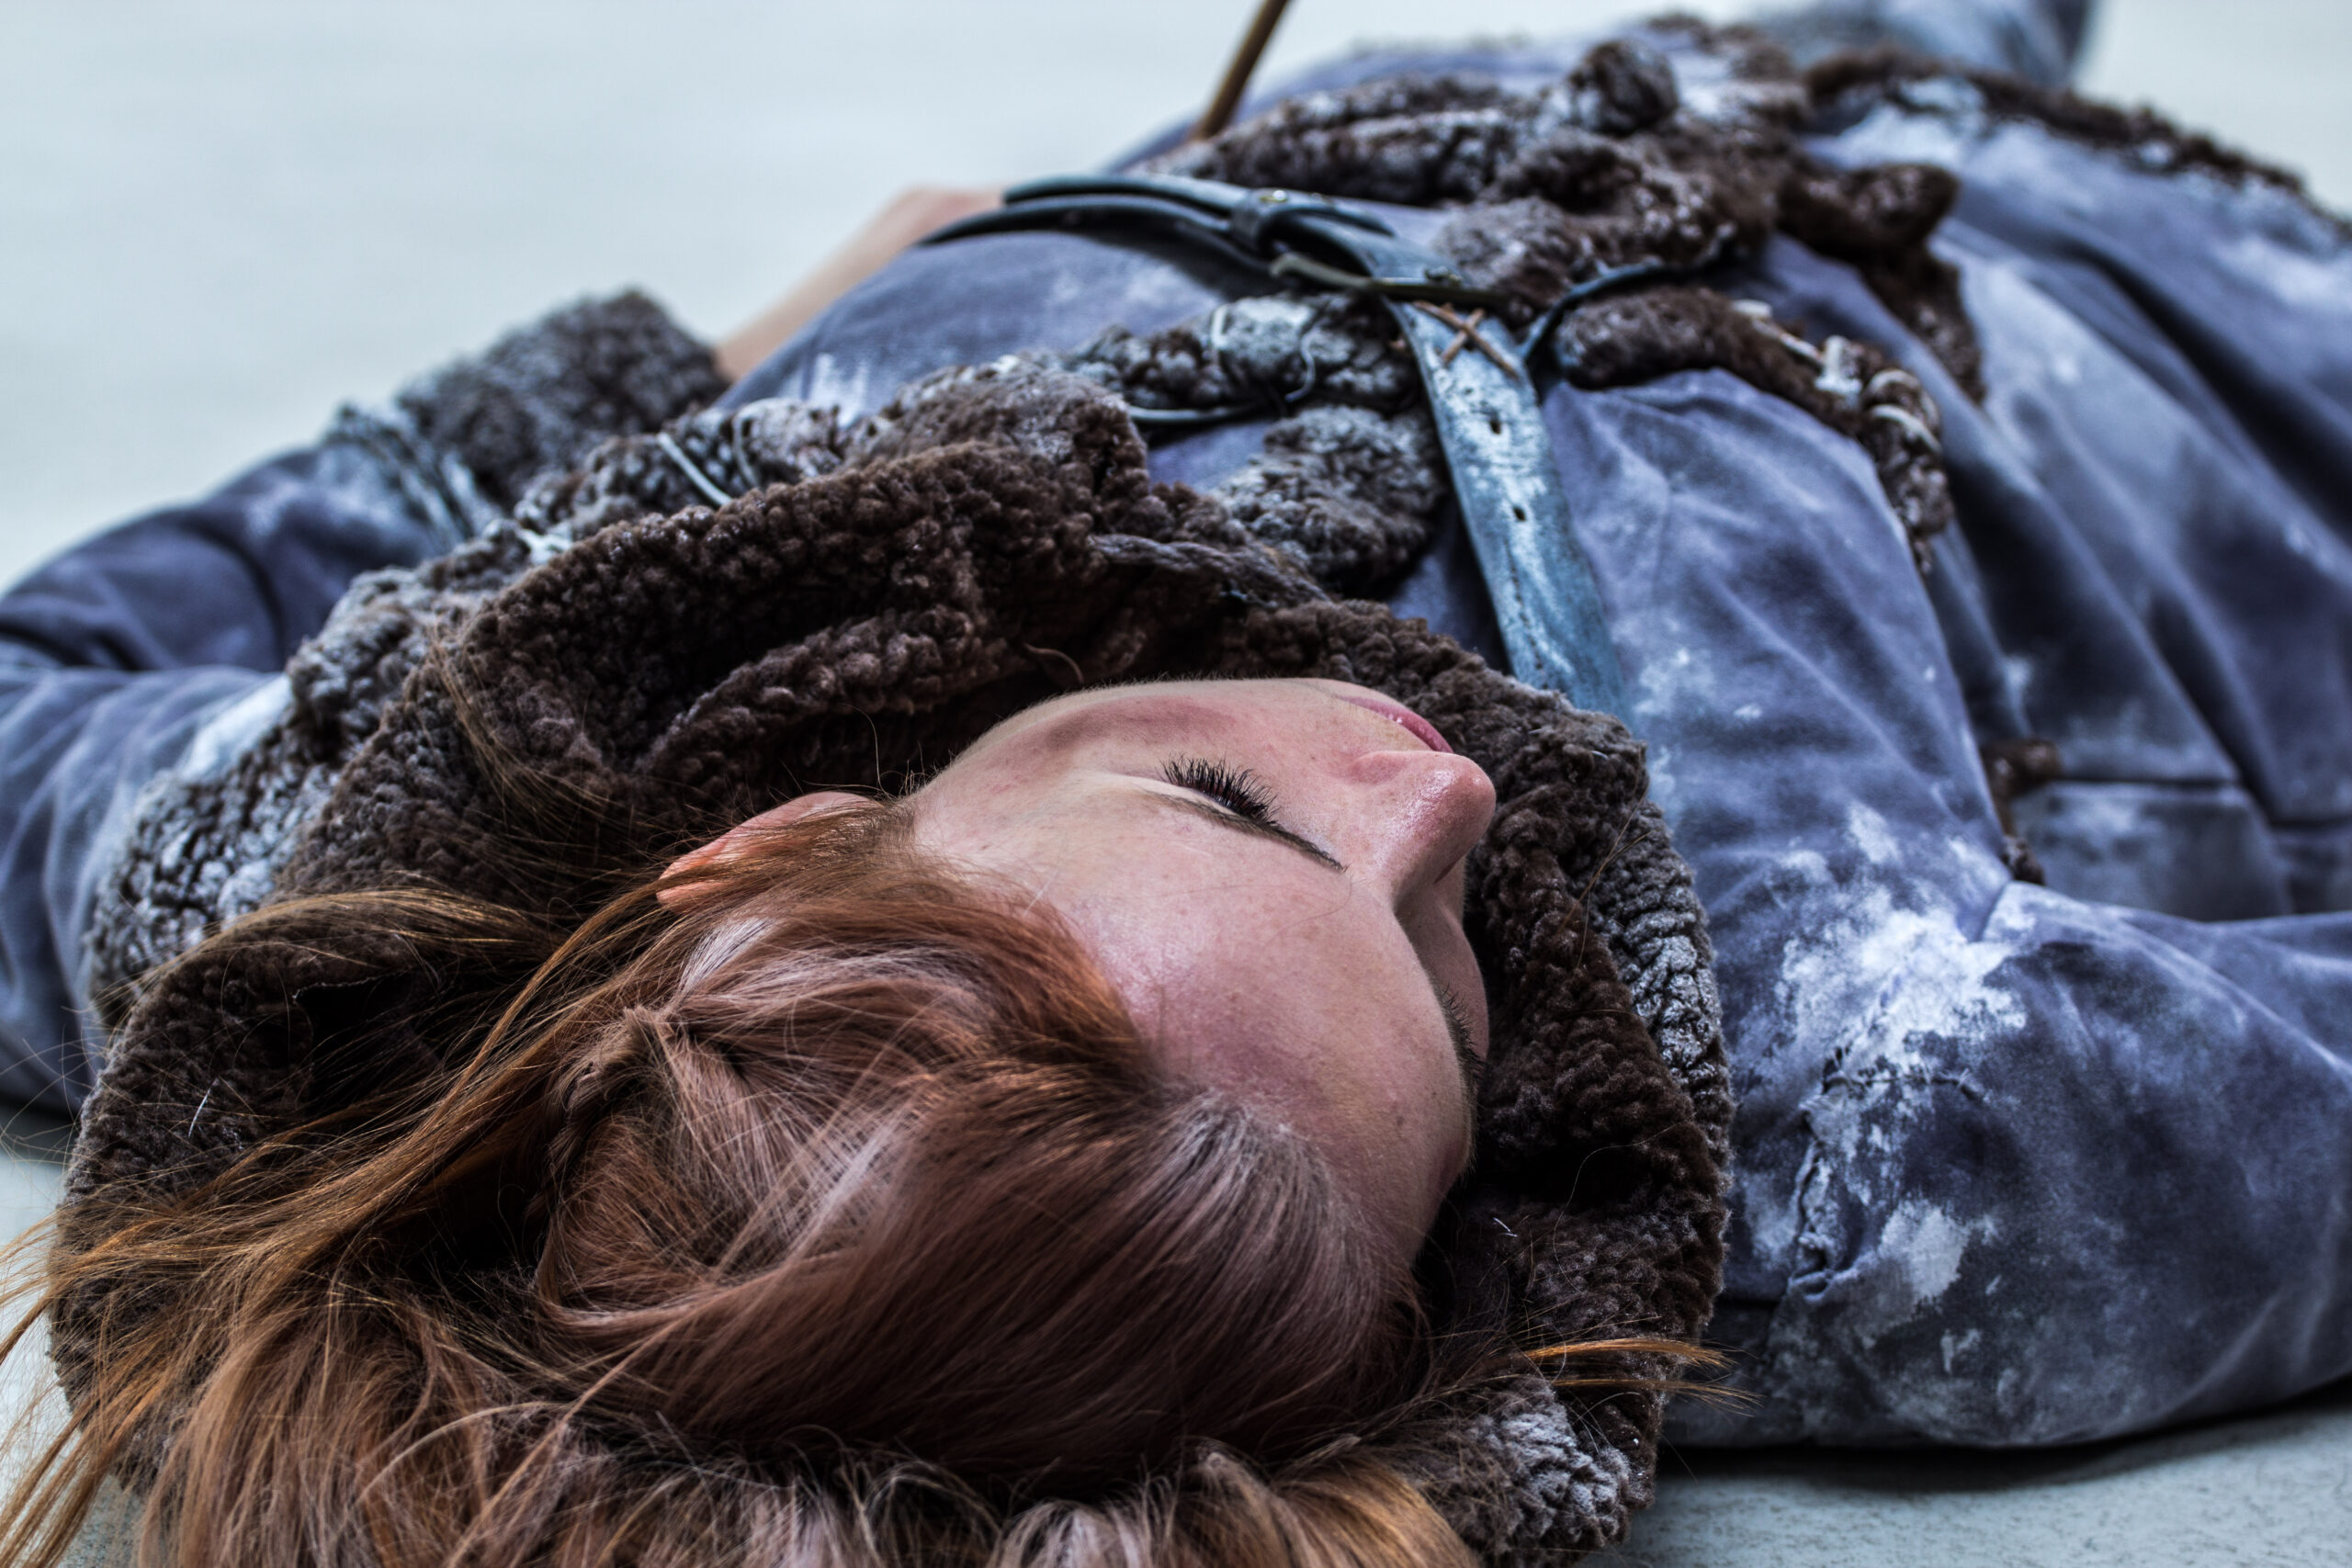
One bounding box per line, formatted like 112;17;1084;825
713;185;1001;380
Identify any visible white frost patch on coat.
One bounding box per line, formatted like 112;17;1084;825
802;353;878;423
1778;847;1833;890
1846;802;1898;866
1634;642;1707;711
2217;231;2352;310
1744;1164;1802;1267
2024;780;2153;847
1644;739;1681;822
1880;1200;1972;1312
1841;1200;2002;1353
180;675;293;781
1777;881;2026;1085
1818;96;1975;173
1969;260;2201;558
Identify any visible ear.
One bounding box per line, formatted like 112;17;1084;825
658;792;868;907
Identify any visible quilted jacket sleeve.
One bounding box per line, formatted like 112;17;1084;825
0;294;720;1115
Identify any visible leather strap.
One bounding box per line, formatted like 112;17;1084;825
926;175;1634;719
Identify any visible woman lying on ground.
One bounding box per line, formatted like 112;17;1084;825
4;366;1734;1565
3;1;2350;1563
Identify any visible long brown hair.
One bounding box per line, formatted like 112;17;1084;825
6;801;1539;1566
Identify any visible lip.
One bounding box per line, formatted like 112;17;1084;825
1319;686;1453;754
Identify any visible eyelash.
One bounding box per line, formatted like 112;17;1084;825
1163;757;1278;824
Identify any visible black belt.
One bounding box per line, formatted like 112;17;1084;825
926;174;1638;720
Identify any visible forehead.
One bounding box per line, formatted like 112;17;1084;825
954;681;1302;769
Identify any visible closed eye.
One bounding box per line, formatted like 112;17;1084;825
1164;757;1277;821
1160;756;1342;871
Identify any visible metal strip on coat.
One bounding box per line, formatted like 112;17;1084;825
926;175;1633;720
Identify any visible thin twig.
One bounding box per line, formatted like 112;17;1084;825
1412;300;1522;379
1189;0;1295;142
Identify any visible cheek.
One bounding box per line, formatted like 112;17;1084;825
1332;1026;1472;1266
1134;910;1468;1252
1156;1000;1464;1268
1002;829;1464;1258
1401;902;1488;1059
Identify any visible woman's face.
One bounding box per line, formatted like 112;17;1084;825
699;679;1498;1265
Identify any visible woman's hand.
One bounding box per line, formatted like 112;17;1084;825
714;185;1001;380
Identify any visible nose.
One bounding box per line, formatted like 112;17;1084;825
1341;746;1497;902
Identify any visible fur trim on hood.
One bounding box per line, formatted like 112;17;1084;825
63;357;1726;1562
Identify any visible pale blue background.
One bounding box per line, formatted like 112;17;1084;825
1;1;2347;590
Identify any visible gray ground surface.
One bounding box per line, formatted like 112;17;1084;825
0;1121;67;1511
1600;1389;2352;1566
4;5;2350;1563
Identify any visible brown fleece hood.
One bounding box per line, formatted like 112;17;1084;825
62;358;1727;1562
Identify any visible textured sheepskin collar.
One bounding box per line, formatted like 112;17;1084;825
65;356;1728;1561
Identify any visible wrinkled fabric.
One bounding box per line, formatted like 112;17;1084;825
0;296;719;1114
0;439;445;1112
6;0;2350;1456
1756;0;2093;86
1668;80;2352;1444
726;35;2352;1448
